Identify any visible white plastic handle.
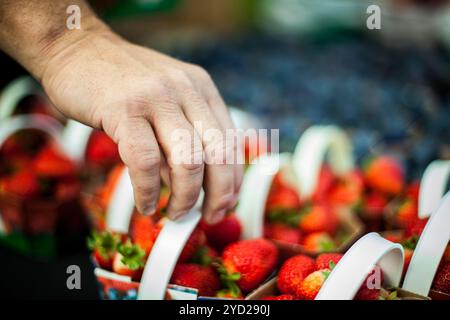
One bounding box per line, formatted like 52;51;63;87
0;76;41;121
105;167;135;234
0;114;63;147
316;232;404;300
236;153;292;239
292;125;354;198
402;192;450;296
61;120;94;162
138;209;202;300
418;160;450;219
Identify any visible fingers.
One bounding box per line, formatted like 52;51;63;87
187;65;244;199
145;94;204;221
115;116;161;215
172;72;236;224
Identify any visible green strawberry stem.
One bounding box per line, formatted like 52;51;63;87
117;240;146;270
215;262;243;298
402;235;419;250
87;230;120;260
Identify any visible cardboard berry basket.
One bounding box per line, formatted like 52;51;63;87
401;190;450;300
236;125;363;260
247;232;429;300
0;115;87;258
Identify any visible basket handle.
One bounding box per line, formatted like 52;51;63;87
0;114;63;148
316;232;404;300
61;120;94;162
104;167;203;299
235;153;292;239
0;76;41;121
402;192;450;296
418;160;450;219
292;125;354;199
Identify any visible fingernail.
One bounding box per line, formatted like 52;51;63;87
207;209;226;225
143;203;157;216
168;210;185;221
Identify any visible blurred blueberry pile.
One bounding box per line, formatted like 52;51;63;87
170;33;450;179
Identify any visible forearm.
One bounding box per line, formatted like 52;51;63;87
0;0;109;80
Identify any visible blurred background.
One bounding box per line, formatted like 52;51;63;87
1;0;449;299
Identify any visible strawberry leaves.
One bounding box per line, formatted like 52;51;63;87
117;240;146;270
87;230;120;260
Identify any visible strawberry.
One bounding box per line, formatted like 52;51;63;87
405;218;428;238
99;165;125;208
179;228;206;263
113;240;146;280
221;239;278;293
266;185;301;212
363;156;404;195
403;248;414;274
405;181;420;202
315;253;343;270
55;177;80;200
361;192;388;218
302;232;335;252
200;214;242;251
87;230;121;270
171;263;221;297
312;165;336;202
190;246;218;267
277;255;315;295
432;261;450;294
1;169;39;197
33;145;77;178
130;214;155;254
262;294;295;300
395;198;418;228
383;231;403;244
264;223;302;245
443;245;450;262
297;269;330;300
244;135;268;164
85;131;120;167
299;205;339;235
354;286;381;300
328;170;364;208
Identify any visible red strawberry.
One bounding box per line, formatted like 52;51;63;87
130;214;155;254
354;286;381;300
299;205;339;235
112;240;146;281
395;198;418;228
171;263;221;297
264;223;302;245
328;170;364;207
221;239;278;293
315;253;343;270
262;294;295;300
266;185;301;212
302;232;335;252
443;245;450;263
403;248;414;273
364;156;404;195
361;192;388;218
87;231;121;270
2;169;39;197
56;177;80;200
312;165;336;202
432;261;450;294
179;228;206;263
86;131;120;167
277;255;315;295
297;269;330;300
405;181;420;202
244;135;268;164
33;145;77;178
199;214;242;251
383;231;403;244
190;246;218;267
405;218;428;238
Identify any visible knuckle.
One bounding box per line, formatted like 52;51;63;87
134;153;160;172
188;65;211;82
